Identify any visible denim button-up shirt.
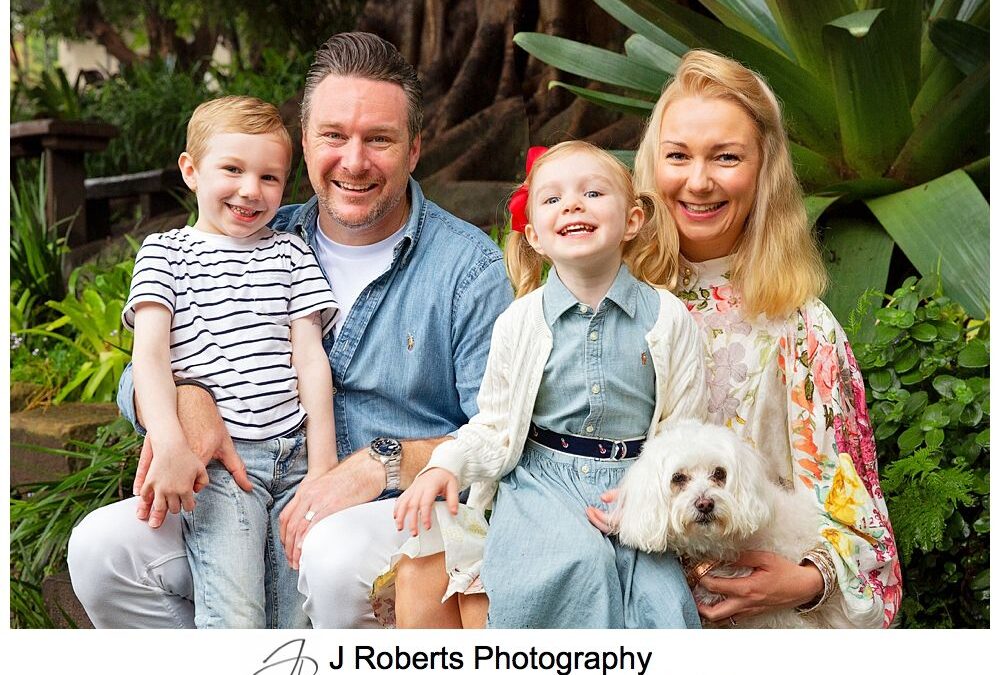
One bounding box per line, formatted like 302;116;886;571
118;178;513;459
532;264;659;440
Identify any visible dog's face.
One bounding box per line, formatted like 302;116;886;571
614;422;772;558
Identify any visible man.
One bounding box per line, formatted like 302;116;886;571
67;32;513;628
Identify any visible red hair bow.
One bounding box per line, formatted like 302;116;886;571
507;146;548;233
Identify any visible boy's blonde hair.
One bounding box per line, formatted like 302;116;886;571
634;49;827;319
505;140;679;298
185;95;293;166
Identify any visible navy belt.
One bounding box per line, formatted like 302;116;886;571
528;423;644;460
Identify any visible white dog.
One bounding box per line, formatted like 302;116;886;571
613;420;848;628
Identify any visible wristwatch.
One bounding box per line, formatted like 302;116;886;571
369;437;402;491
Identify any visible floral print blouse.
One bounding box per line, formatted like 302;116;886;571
678;255;902;628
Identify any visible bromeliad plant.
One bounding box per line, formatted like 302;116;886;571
514;0;989;325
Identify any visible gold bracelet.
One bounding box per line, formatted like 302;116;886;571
797;546;836;613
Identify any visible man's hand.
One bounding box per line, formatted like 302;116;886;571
133;384;252;526
393;468;459;536
278;449;385;569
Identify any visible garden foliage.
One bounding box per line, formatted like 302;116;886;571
849;276;989;627
513;0;989;323
10;418;141;628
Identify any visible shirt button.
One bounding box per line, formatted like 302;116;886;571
581;465;590;474
578;303;589;314
591;384;600;395
331;387;337;395
586;425;594;433
589;331;598;341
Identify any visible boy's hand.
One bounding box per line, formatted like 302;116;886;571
137;436;209;529
392;468;459;536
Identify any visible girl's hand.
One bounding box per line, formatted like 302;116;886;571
696;550;824;624
585;488;619;535
393;468;459;536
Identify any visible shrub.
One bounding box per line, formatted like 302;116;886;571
851;275;989;627
10;418;141;628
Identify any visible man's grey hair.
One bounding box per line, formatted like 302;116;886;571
301;32;423;141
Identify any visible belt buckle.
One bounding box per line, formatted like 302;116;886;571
611;440;628;460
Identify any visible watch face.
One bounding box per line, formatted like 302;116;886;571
371;437;402;457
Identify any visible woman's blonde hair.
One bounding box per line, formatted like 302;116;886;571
505;140;679;298
634;50;827;318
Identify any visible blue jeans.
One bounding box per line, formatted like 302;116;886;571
482;441;699;628
181;430;308;628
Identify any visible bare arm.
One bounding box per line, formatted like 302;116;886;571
131;303;208;525
291;312;337;475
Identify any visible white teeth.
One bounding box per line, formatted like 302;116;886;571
335;181;375;192
683;201;725;213
559;224;596;235
228;204;257;217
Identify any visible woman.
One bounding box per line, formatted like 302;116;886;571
593;50;902;628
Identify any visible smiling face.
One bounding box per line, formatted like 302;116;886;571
524;150;643;274
655;96;760;262
180;131;290;239
301;75;420;245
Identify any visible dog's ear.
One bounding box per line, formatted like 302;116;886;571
613;449;673;553
724;437;773;539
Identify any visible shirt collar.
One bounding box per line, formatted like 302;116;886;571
542;263;640;325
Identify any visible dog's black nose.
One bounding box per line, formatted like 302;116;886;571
695;497;714;514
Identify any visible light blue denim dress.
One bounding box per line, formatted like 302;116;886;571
481;266;699;628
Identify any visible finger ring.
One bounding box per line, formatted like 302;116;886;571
304;510;316;522
729;616;738;627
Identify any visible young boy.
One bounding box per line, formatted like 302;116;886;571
123;95;338;628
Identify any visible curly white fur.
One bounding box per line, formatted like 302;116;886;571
614;421;848;628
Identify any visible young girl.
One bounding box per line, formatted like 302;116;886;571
388;141;708;628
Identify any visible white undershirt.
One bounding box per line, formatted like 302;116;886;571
312;217;407;337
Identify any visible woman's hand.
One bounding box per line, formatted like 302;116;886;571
696;551;824;624
393;468;459;536
585;488;619;534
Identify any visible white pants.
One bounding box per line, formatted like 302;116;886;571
67;496;408;628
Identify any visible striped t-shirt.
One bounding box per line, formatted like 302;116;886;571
123;227;338;441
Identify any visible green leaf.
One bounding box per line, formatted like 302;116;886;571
791;144;843;189
932;375;962;398
868;369;894;392
822;9;914;178
548;81;656;116
911;58;965;127
920;404;951;430
862;0;924;102
890;64;988;186
898;426;924;452
820;217;893;333
911;323;938;342
957;340;988;368
766;0;858;80
701;0;793;57
928;19;989;75
513;33;668;93
597;0;841;153
624;34;683;74
924;428;945;449
804;194;841;226
865;170;989;319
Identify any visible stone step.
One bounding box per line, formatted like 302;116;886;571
10;402;120;490
42;571;94;629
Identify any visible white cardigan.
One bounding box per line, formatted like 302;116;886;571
424;285;709;511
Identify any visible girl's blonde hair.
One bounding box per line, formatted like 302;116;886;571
634;50;827;318
504;140;679;298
